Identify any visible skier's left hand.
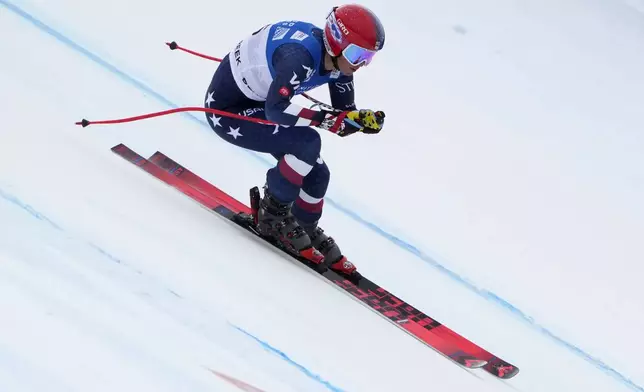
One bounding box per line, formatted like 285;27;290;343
317;109;385;137
348;109;385;134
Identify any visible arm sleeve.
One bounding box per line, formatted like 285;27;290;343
265;44;327;127
329;75;357;111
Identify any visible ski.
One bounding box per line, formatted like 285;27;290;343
111;143;519;379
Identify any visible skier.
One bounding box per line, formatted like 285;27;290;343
204;4;385;275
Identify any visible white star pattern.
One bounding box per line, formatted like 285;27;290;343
227;126;242;139
210;114;222;128
273;124;280;134
205;91;215;106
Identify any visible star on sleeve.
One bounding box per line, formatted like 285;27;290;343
205;91;216;107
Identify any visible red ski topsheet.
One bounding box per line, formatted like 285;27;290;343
148;151;249;214
112;143;519;379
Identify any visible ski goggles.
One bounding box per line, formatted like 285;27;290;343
342;43;377;66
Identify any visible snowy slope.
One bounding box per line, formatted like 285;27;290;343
1;0;643;391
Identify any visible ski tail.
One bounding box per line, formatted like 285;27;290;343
111;144;221;210
148;151;249;214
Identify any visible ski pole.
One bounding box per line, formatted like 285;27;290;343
76;106;277;127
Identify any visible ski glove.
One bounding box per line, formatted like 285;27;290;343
317;109;385;137
346;109;385;135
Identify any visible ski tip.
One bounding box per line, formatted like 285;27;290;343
483;358;520;379
486;363;520;379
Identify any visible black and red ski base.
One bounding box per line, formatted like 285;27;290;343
111;143;519;380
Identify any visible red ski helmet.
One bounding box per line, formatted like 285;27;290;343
323;4;385;66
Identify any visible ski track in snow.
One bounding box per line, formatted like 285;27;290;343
232;325;346;392
0;185;345;391
1;0;643;391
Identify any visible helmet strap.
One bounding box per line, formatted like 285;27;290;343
331;55;340;70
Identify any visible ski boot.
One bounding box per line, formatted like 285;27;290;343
255;189;324;264
302;223;357;276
